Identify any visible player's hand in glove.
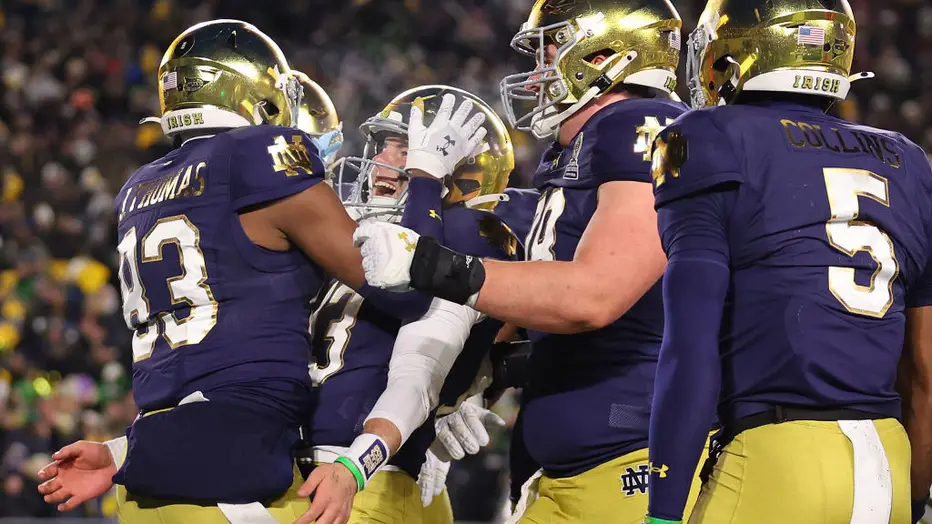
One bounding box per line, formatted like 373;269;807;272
37;441;117;512
416;449;451;508
430;397;506;461
405;93;487;179
353;222;419;291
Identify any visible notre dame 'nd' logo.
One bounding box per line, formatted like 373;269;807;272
650;130;688;188
268;135;315;176
479;215;518;258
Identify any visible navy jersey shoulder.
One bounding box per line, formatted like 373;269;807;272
651;108;744;207
533;97;688;190
223;124;326;211
115;130;327;419
657;102;932;422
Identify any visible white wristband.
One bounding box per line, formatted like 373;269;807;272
337;433;390;492
104;436;128;469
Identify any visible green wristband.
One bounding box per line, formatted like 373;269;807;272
334;456;364;492
643;517;682;524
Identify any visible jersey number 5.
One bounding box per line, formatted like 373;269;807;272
824;168;899;318
117;215;218;361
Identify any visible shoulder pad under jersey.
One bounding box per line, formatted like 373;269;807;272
225;125;325;211
651;108;743;209
548;98;688;189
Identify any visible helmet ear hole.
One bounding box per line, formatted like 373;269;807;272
583;49;615;65
263;101;281;118
712;54;737;73
712;55;741;104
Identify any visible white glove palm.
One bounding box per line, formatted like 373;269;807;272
405;93;488;179
353;221;419;291
416;449;451;508
430;399;506;461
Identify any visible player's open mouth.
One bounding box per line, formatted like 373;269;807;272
373;178;398;197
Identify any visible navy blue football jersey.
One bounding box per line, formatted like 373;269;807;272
112;125;329;501
653;101;932;423
521;97;688;477
494;187;541;256
308;206;519;478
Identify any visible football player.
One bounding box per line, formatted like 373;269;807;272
34;21;486;524
305;85;517;524
643;1;932;524
352;1;709;522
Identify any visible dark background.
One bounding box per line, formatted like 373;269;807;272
0;0;927;521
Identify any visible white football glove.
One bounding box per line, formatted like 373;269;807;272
353;221;419;291
416;448;451;508
405;93;488;179
430;397;506;461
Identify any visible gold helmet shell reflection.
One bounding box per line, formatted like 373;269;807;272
500;0;682;140
292;71;343;165
292;71;340;137
333;85;514;216
687;0;862;108
155;19;302;137
380;86;514;210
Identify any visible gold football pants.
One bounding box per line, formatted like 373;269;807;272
689;418;910;524
347;469;453;524
516;445;706;524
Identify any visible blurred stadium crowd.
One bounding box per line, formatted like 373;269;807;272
0;0;929;520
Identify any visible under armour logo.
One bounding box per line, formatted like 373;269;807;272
620;464;650;497
649;462;669;479
437;135;456;156
398;232;417;252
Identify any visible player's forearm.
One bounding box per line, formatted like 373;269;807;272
365;298;478;443
275;183;367;289
648;257;727;521
400;177;445;240
474;258;651;334
361;418;402;455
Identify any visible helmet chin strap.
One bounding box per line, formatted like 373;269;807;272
531;51;639;141
848;71;875;83
465;193;510;208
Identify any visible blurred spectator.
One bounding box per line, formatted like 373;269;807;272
1;0;929;520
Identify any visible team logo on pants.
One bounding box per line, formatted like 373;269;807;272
620;464;649;496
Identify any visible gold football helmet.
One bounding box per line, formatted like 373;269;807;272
332;85;514;222
152;19;302;137
500;0;682;140
292;71;343;165
687;0;871;108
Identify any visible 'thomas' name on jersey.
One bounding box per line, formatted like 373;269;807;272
113;125;331;502
116;125;328;417
521;97;687;477
653;101;932;424
308;205;518;478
